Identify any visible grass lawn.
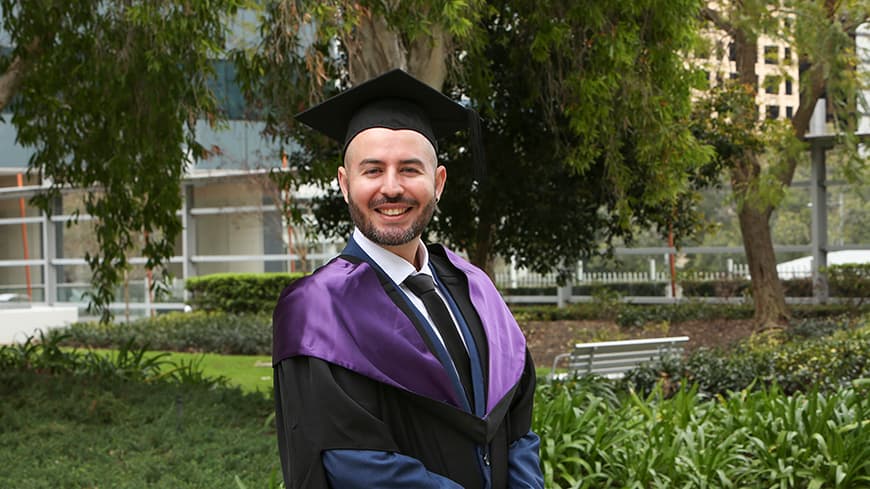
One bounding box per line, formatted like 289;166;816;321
69;348;273;394
78;347;560;392
160;351;273;395
0;371;279;489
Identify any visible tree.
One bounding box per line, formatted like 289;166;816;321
0;1;244;320
432;0;714;276
697;0;869;328
231;0;487;255
240;0;713;278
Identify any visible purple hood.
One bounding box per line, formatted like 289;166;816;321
272;247;526;416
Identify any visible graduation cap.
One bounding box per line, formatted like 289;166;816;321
295;69;486;182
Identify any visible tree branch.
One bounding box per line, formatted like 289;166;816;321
0;37;41;112
699;7;736;37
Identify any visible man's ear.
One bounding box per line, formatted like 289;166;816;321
338;165;350;203
434;165;447;201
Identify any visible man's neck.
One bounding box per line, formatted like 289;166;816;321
352;228;428;272
382;241;424;269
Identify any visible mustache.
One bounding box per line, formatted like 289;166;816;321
369;196;420;208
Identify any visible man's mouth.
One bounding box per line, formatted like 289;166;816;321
377;207;411;216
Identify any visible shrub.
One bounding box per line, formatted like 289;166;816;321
55;311;272;355
828;263;870;300
511;301;865;325
186;272;303;314
623;316;870;396
534;379;870;488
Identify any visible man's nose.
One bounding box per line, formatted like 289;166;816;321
380;169;404;196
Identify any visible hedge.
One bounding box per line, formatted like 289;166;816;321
511;301;865;324
185;272;304;314
623;315;870;396
55;311;272;355
504;264;869;299
183;265;866;316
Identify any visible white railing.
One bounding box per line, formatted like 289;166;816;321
493;262;822;289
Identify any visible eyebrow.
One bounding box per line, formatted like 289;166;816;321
358;157;427;166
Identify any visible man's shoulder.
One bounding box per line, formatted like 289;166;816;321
427;244;491;283
278;256;369;303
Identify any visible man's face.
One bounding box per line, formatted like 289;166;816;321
339;128;446;250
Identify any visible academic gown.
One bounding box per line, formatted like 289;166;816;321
272;242;541;489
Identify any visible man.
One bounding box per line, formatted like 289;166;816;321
273;69;543;489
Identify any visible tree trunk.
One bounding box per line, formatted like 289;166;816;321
735;195;790;328
728;29;791;329
470;213;496;279
345;10;448;89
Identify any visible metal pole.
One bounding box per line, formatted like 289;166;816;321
182;183;195;303
42;196;59;305
809;99;829;303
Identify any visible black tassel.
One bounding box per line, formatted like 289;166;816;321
468;109;487;184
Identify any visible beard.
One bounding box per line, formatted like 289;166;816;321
348;194;437;247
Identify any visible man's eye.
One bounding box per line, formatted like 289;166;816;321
362;168;382;175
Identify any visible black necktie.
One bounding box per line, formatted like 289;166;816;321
403;274;473;401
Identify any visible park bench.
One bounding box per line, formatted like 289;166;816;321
549;336;689;380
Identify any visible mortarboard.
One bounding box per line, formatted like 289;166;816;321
295;69;486;182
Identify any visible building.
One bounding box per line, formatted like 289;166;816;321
0;18;340;319
695;21;800;121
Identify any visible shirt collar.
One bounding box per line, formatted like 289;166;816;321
352;228;432;285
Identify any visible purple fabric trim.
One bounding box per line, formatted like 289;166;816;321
273;258;461;407
272;251;527;415
442;248;527;414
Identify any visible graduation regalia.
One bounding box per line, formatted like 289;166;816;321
273;68;541;488
273;241;538;489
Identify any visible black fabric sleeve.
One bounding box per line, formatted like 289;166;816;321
508;349;538;442
274;356;399;489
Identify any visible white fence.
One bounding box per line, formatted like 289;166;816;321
495;264;756;289
493;262;821;289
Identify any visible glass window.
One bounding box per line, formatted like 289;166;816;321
0;222;43;260
764;46;778;64
763;75;780;94
0;265;45;302
766;105;780;119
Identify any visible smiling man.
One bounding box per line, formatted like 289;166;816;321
272;69;543;489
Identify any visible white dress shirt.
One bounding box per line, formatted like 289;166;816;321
352;228;468;351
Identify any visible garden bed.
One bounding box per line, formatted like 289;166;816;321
521;318;757;369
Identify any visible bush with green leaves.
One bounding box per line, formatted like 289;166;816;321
186;272;303;314
511;300;864;326
0;331;231;388
55;311;272;355
535;377;870;488
505;276;826;300
828;263;870;301
623;315;870;397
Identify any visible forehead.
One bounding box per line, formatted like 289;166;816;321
344;127;437;166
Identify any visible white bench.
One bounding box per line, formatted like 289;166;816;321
549;336;689;380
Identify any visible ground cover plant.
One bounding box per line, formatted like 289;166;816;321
8;312;869;488
535;378;870;488
0;335;278;489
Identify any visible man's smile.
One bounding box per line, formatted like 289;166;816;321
377;207;412;216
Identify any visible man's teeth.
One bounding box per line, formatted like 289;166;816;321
379;208;407;216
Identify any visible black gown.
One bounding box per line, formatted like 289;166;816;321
273;246;537;489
